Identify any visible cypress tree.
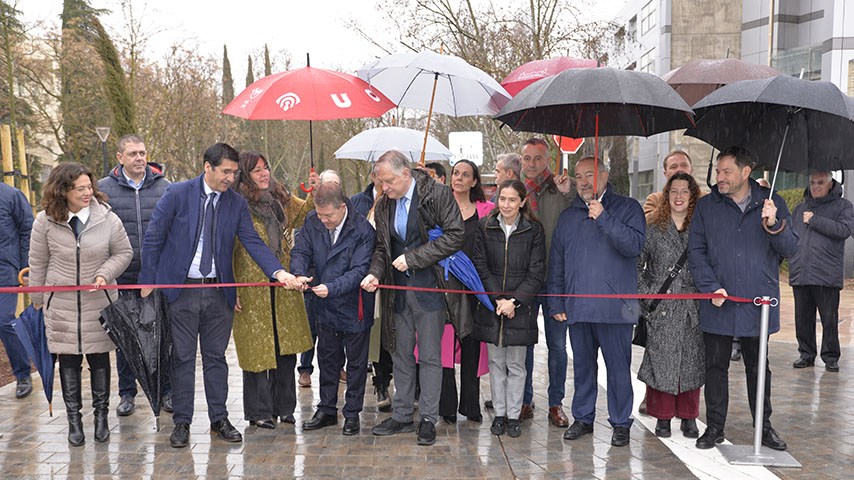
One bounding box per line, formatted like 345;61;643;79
246;55;254;87
91;17;136;138
264;44;272;76
222;45;234;106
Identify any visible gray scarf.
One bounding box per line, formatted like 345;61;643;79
247;190;286;258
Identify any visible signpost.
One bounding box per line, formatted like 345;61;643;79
448;131;483;166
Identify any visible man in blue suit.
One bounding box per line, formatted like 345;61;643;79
290;182;376;436
139;143;295;448
547;156;646;447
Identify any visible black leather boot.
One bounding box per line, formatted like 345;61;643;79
91;365;111;442
60;367;85;446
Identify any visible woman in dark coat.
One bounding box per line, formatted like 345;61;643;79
471;180;546;438
637;173;705;438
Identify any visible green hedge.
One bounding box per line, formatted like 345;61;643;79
776;187;804;273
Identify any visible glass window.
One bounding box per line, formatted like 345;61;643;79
639;48;655;74
637;170;654;200
641;1;656;35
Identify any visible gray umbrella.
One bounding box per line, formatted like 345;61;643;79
686;74;854;194
494;66;695;138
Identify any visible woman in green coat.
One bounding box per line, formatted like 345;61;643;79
232;151;313;428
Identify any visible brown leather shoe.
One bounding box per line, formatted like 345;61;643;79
548;406;569;427
518;404;534;421
298;372;311;388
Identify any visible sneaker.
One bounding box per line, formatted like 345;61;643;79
490;416;507;435
507;419;521;438
416;419;436;446
372;417;416;436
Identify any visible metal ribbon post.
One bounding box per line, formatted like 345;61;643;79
717;295;801;467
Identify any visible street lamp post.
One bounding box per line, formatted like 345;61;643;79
96;127;111;176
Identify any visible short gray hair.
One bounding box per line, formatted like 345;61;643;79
496;153;521;179
319;169;341;185
577;155;609;173
117;134;145;153
376;150;411;175
313;182;347;208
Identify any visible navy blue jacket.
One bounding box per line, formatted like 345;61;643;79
547;185;646;324
350;182;375;217
290;198;376;333
98;162;170;285
688;179;798;337
0;183;33;286
139;175;283;308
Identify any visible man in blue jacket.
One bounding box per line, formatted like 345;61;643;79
789;172;854;372
291;182;376;436
547;156;645;447
139;143;295;448
98;133;172;417
688;146;797;451
0;182;34;399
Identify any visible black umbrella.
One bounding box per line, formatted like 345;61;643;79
495;66;694;196
686;75;854;194
99;290;172;431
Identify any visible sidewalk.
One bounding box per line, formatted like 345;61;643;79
0;283;850;478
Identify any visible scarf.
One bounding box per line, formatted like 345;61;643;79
524;168;552;214
247;190;287;259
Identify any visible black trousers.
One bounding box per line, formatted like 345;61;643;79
704;332;773;430
243;354;297;421
793;285;841;364
372;346;394;388
316;323;370;418
439;332;481;419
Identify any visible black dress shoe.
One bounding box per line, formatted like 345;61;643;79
466;413;483;423
826;360;839;372
302;411;338;431
696;426;724;449
170;423;190;448
761;427;787;451
793;358;814;368
117;394;135;416
490;416;506;435
162;394;173;413
343;417;360;436
680;418;699;438
372;417;416;436
210;418;242;442
611;426;630;446
655;419;671;437
442;414;457;425
416;419;436;445
250;419;276;429
15;375;32;399
563;420;594;440
280;415;296;424
507;419;521;438
730;348;742;362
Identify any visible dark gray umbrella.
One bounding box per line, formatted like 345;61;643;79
494;67;694;195
686;74;854;193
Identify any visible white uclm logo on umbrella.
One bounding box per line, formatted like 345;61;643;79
276;93;301;112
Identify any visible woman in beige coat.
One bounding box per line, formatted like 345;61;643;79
29;162;132;446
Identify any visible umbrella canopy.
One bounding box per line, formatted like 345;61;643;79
495;66;695;138
12;305;54;414
333;126;452;163
427;226;494;311
222;66;395;120
686;75;854;177
99;290;172;429
501;56;598;97
357;51;511;116
661;58;780;106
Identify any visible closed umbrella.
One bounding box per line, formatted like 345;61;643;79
333;126;452;163
98;290;172;431
12;305;54;415
427;226;493;311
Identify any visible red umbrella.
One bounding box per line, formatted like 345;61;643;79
223;60;395;191
501;56;597;175
501;57;598;97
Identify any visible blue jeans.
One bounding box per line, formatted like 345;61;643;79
542;300;570;408
0;293;33;380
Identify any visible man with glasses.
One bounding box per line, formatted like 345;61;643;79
99;134;172;417
139;143;297;448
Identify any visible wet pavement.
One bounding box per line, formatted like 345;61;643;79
0;283;852;479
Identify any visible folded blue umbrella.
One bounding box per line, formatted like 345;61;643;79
427;226;494;311
12;305;55;415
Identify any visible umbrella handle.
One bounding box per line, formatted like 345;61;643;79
300;168;315;193
18;268;29;286
762;217;786;235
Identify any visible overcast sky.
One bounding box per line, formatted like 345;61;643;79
22;0;626;83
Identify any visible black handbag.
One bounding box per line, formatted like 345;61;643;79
633;247;689;347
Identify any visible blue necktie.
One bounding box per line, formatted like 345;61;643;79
199;193;216;277
395;197;408;241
